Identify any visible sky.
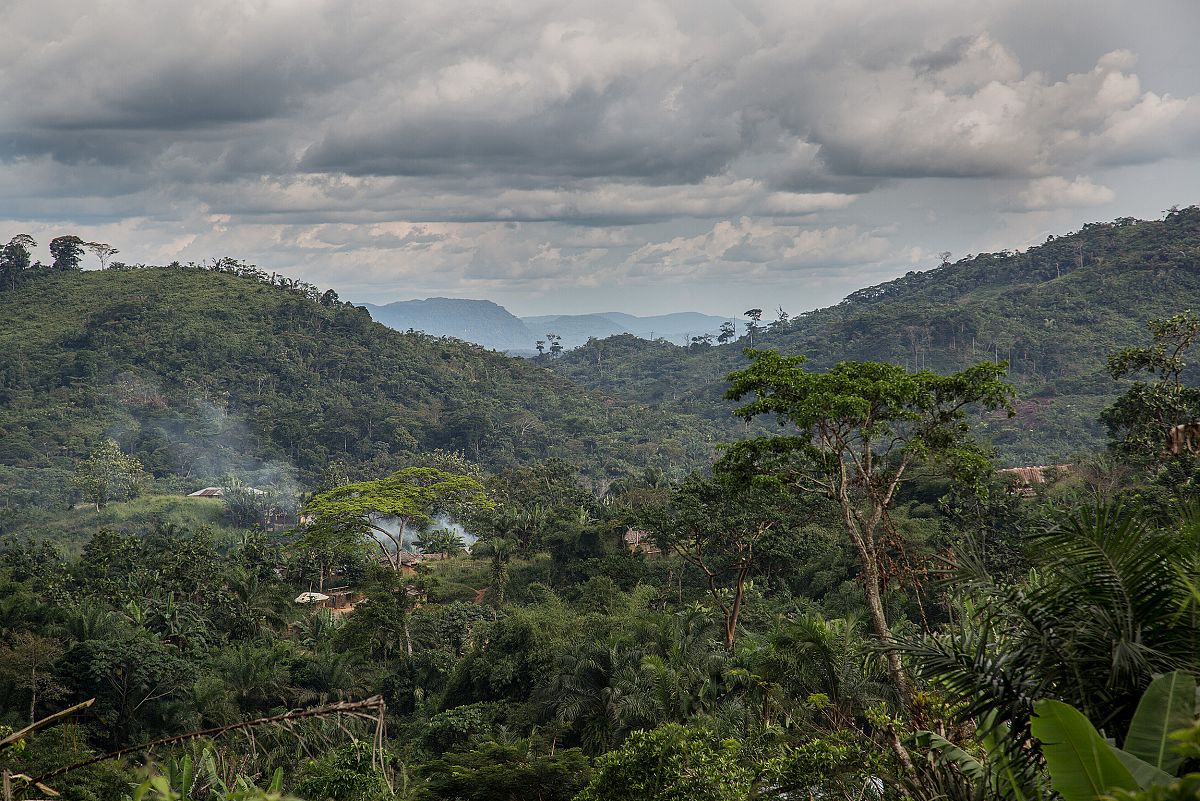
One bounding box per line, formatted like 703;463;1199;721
2;0;1199;317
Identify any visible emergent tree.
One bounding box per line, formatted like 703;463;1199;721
49;235;86;271
722;352;1012;706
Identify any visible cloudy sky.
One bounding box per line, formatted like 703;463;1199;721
3;0;1199;316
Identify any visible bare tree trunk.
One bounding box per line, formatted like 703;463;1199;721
842;507;915;773
723;568;749;651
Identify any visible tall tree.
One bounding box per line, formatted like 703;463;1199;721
1102;311;1200;466
0;632;66;723
0;234;36;290
574;724;753;801
49;235;86;271
743;309;763;345
722;352;1012;709
717;321;737;345
415;527;465;559
86;241;119;269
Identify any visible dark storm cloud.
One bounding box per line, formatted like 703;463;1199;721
5;2;1196;194
301;84;744;184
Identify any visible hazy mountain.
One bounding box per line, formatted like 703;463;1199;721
361;297;534;351
363;298;736;351
524;311;734;349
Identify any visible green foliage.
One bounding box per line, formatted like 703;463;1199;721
905;504;1200;744
1104;313;1200;440
0;264;718;522
415;528;464;558
48;235;85;271
0;632;66;723
129;747;296;800
644;471;807;649
1125;672;1197;775
721;349;1012;718
552;209;1200;466
1029;672;1200;800
72;438;146;508
417;741;590;801
423;702;507;751
301;467;491;570
760;730;888;801
10;217;1200;801
1033;700;1140;801
294;742;390;801
724;351;1013;480
574;724;753;801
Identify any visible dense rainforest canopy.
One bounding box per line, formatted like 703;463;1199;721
5;212;1200;801
0;260;721;534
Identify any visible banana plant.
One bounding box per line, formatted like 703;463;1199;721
911;672;1198;801
1032;671;1197;801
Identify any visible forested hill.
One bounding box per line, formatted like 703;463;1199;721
0;265;719;511
550;207;1200;465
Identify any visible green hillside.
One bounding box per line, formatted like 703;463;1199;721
0;264;719;523
550;207;1200;465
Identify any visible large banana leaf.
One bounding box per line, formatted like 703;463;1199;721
1111;747;1175;789
1032;699;1138;801
1124;670;1196;775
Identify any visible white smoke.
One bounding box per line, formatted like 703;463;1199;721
370;513;477;553
429;513;477;549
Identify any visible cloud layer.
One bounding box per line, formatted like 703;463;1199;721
1;0;1197;313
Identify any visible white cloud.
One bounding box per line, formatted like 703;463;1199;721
1017;175;1116;210
626;217;892;278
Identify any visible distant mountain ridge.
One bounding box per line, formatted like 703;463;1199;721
361;298;533;351
363;298;735;351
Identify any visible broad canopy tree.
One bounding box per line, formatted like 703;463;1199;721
299;467;492;572
49;235;86;271
0;234;36;290
721;351;1013;708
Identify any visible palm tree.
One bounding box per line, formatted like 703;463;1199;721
541;639;660;754
906;502;1197;749
639;608;728;725
229;571;288;638
217;642;290;714
295;648;362;704
56;601;118;643
750;614;891;731
415;527;465;559
476;511;521;606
